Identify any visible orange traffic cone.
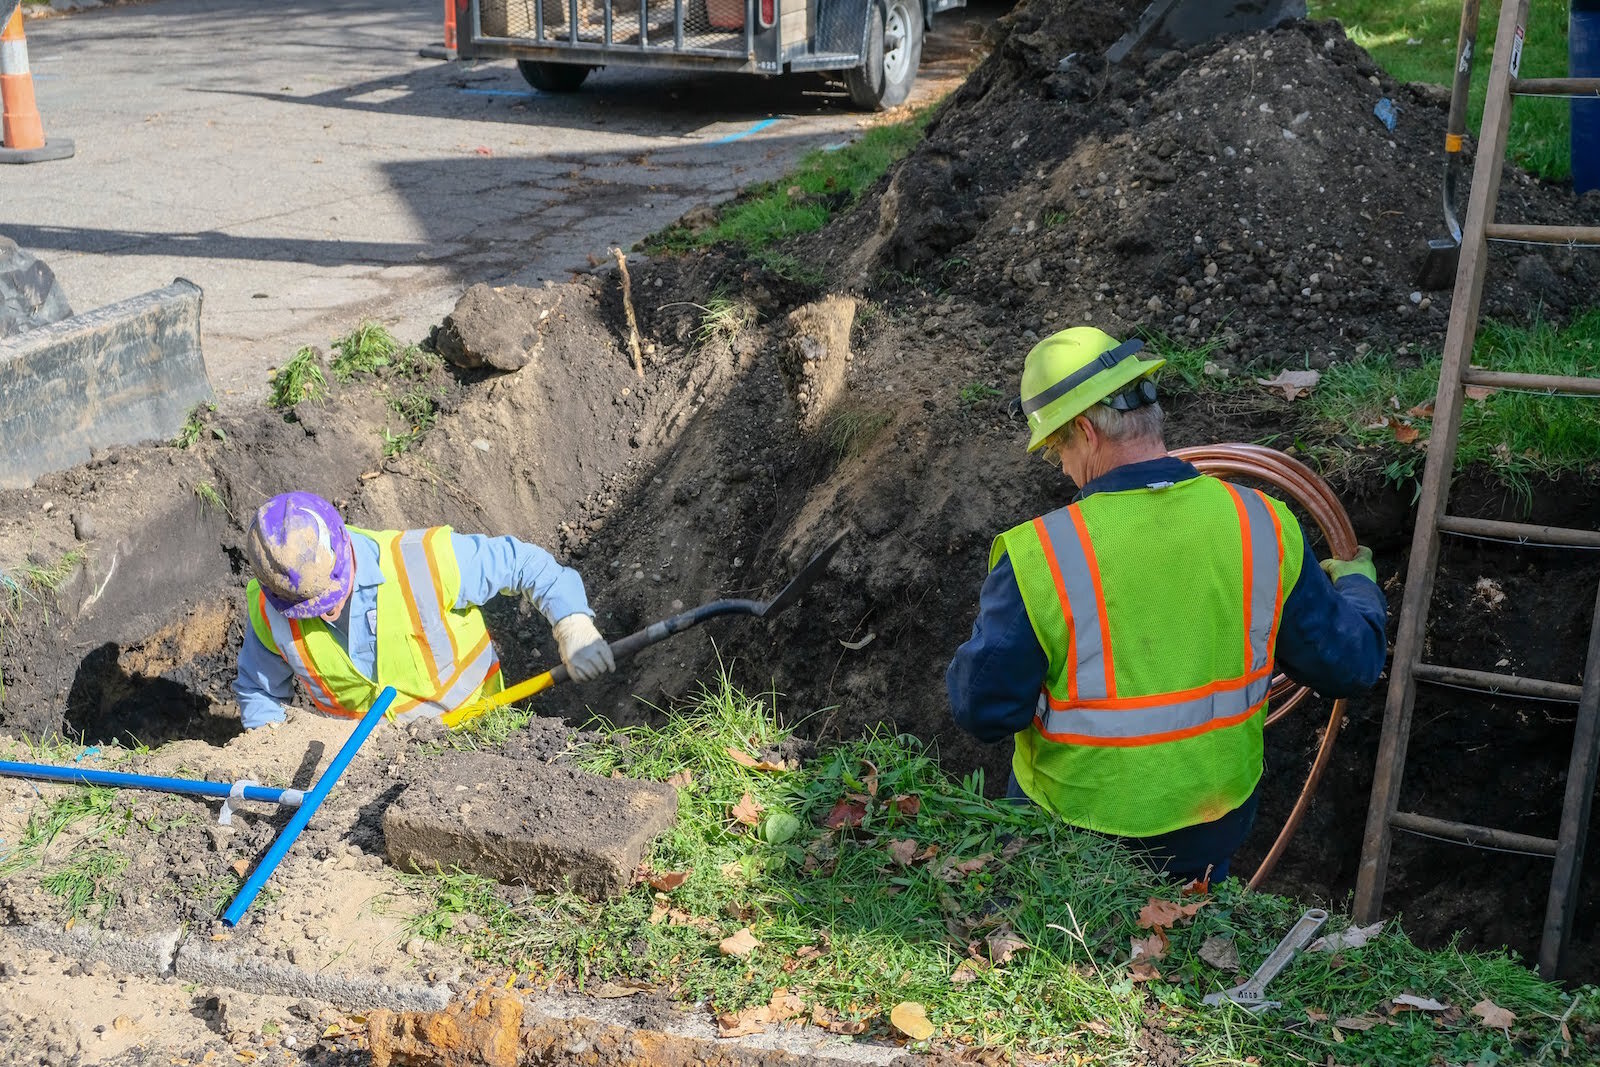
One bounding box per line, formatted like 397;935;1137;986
419;0;460;60
1;3;74;164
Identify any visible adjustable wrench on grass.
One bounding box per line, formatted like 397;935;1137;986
1203;908;1328;1014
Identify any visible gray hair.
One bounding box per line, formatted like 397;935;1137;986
1045;400;1166;452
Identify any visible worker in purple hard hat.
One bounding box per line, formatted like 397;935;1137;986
236;491;612;730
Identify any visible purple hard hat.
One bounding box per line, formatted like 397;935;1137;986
246;492;354;620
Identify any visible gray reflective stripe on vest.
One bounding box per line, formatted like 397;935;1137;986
263;606;340;713
1035;673;1271;740
389;640;498;724
1037;507;1110;701
1234;488;1282;674
397;529;454;682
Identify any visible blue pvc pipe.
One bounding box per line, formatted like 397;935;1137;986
0;761;304;807
1576;0;1600;193
222;687;396;927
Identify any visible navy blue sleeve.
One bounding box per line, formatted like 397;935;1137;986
946;553;1050;744
1273;531;1389;697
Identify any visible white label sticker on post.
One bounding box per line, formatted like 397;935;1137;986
1509;25;1525;79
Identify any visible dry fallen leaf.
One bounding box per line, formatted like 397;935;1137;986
725;747;791;772
890;794;921;817
860;759;880;796
1310;921;1383;953
592;982;648;999
1388;418;1420;445
889;1001;936;1041
648;870;690;893
1334;1015;1380;1031
1129;931;1169;962
1199;935;1240;972
823;796;868;830
951;959;989;984
731;793;765;826
665;769;693;788
1129;961;1162;983
230;859;250;878
838;632;876;651
717;1004;772;1037
986;925;1030;965
768;987;806;1022
1406;400;1436;418
719;928;761;958
1392;994;1450;1013
648;903;670;925
1472;999;1516;1029
1464;385;1499;402
811;1004;869;1035
1305;1007;1330;1022
1137;898;1187;930
1256;368;1321;402
939;854;994;882
887;838;920;866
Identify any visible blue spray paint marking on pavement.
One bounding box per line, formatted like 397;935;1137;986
711;117;781;145
458;87;536;97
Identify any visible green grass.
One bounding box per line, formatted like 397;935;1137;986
382;384;442;457
23;549;85;595
696;295;756;349
825;405;893;460
401;674;1594;1063
1310;0;1571;179
41;849;129;920
0;786;131;877
645;107;935;255
193;481;227;516
171;402;224;449
957;381;1003;407
268;346;327;409
330;322;402;382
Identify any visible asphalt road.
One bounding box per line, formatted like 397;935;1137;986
7;0;994;403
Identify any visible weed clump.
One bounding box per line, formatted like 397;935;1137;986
267;346;327;410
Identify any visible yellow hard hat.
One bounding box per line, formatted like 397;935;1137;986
1020;327;1166;451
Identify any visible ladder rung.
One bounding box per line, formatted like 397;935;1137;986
1438;515;1600;549
1461;368;1600;395
1391;811;1558;855
1411;662;1585;702
1513;77;1600;97
1483;222;1600;245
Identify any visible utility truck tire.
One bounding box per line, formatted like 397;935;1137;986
517;60;592;92
846;0;922;111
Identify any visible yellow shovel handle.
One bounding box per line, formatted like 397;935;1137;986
441;669;556;730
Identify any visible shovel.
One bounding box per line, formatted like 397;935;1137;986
442;533;847;729
1417;0;1481;291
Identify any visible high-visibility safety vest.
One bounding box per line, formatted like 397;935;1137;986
246;527;503;724
993;475;1304;838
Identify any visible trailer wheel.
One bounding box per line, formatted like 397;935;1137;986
845;0;922;111
517;60;592;92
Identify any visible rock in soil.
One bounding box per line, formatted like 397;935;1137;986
382;752;678;900
434;282;563;372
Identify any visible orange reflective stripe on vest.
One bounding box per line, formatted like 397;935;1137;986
1031;486;1285;748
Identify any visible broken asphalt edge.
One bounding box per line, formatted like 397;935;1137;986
0;923;906;1064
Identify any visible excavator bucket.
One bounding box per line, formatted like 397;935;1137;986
0;278;211;489
1109;0;1308;63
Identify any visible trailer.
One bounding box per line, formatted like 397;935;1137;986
456;0;965;110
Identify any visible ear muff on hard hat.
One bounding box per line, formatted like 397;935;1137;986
1019;327;1167;452
247;492;355;620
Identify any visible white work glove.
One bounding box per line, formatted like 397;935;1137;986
552;613;615;682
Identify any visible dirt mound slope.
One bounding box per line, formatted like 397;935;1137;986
825;6;1599;368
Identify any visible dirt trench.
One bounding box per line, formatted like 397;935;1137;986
2;0;1599;997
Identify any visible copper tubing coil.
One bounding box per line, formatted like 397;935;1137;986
1173;443;1360;890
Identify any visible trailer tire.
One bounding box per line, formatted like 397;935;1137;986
845;0;921;111
517;60;592;92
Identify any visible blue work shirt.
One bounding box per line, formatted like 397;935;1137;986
233;531;592;729
947;456;1389;745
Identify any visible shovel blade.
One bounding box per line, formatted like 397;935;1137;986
1416;237;1460;291
759;533;847;617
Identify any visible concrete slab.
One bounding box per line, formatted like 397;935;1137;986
383;753;678;900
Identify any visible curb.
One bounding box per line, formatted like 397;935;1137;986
0;923;452;1012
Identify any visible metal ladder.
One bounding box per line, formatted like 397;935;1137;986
1353;0;1600;981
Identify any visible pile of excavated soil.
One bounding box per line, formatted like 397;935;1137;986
3;0;1600;999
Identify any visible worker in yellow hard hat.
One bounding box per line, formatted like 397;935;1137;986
946;327;1388;883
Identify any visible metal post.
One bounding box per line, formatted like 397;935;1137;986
1575;0;1600;193
674;0;683;48
221;688;396;927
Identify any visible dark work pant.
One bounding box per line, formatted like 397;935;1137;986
1005;774;1261;884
